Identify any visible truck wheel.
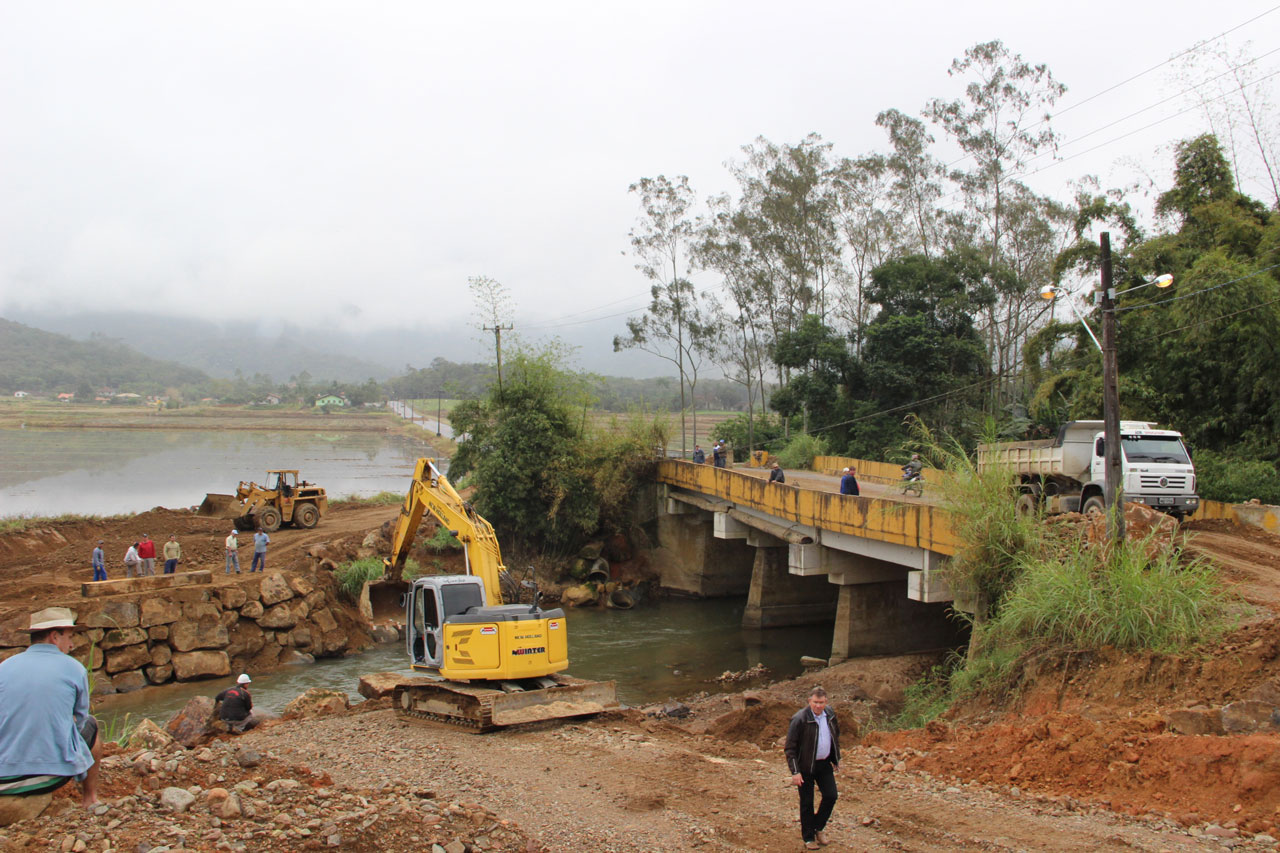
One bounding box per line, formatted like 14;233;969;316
1015;493;1038;517
294;503;320;529
1082;496;1106;517
256;507;281;532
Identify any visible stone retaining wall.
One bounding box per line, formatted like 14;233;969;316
0;570;370;694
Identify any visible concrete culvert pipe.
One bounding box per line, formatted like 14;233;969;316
586;558;610;584
609;588;635;610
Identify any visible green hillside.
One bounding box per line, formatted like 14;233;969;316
0;318;209;393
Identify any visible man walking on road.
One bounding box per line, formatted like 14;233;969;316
90;540;106;582
251;529;270;573
163;535;181;575
137;534;156;577
785;686;841;849
0;607;102;810
225;529;241;574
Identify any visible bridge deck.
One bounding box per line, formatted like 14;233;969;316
654;460;959;557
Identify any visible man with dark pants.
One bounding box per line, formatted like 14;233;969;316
215;674;257;733
785;686;840;849
0;607;102;812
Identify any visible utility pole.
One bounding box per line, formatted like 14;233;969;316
1099;232;1125;543
484;324;513;396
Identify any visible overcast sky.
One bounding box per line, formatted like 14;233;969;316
2;1;1278;370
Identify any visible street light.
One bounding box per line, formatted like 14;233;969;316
1041;236;1173;544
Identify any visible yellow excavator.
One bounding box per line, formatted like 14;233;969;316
382;458;618;731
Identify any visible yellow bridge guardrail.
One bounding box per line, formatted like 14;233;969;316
655;460;960;557
813;455;956;490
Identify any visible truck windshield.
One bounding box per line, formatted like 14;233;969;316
1121;435;1191;464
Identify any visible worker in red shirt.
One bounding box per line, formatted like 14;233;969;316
136;534;157;577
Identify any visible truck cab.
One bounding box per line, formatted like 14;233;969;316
1086;422;1199;518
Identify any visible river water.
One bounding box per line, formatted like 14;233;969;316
94;597;833;725
0;428;435;517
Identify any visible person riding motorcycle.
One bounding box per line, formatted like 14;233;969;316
902;454;924;481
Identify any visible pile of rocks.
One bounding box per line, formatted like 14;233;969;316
0;571;368;694
0;723;537;852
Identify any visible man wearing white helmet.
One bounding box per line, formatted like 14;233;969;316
214;674;256;733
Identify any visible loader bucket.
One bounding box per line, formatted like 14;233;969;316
197;493;240;518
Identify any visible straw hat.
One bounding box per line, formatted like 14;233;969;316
28;606;84;632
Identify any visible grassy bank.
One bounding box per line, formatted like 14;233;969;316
889;430;1235;728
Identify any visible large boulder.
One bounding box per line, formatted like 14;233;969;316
227;621;266;658
239;600;265;619
99;627;148;649
165;696;219;748
258;602;298;630
218;586;248;610
282;688;349;719
170;618;228;652
145;664;174;684
80;600;140;629
106;642;152;674
172;650;231;681
129;718;177;752
287;574;315;597
150;644;172;666
140;598;181;627
111;670;147;693
358;672;430;700
311;608;338;633
183;601;221;621
0;611;30;647
259;573;295;606
0;792;52;826
290;627;313;650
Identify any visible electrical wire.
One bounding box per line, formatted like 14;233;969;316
1114;261;1280;312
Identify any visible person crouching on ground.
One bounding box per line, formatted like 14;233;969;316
215;674;257;733
0;607;101;808
785;686;840;849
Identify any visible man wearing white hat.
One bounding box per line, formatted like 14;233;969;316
214;674;256;733
0;607;101;809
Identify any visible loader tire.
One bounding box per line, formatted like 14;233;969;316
294;503;320;529
256;507;281;532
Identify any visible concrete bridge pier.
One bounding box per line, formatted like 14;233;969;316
655;497;754;597
741;541;837;629
828;579;964;662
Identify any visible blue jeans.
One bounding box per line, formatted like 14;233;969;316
164;559;178;574
251;551;266;572
225;551;240;573
92;565;107;582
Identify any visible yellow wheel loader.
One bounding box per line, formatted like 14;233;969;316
197;470;328;532
380;458;618;731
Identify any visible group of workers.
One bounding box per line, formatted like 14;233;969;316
93;533;184;581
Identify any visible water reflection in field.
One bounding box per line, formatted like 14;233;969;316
94;598;833;725
0;429;435;517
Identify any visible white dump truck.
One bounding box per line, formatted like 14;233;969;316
976;420;1199;519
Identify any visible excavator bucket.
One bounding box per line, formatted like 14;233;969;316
196;493;241;519
394;675;619;731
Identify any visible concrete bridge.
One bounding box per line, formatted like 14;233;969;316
650;459;967;662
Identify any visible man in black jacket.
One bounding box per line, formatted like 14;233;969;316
214;674;256;733
784;686;840;849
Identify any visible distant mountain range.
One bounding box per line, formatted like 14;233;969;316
0;317;210;392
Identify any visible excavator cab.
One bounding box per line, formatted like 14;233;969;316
406;577;487;668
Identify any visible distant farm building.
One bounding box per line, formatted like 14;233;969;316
13;391;28;398
314;394;348;408
56;392;74;401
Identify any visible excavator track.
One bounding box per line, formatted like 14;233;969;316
393;674;618;733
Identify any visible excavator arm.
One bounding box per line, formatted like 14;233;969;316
384;458;506;605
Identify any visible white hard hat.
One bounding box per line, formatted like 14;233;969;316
237;673;252;684
231;529;239;535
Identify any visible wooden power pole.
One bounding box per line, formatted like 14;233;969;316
1099;232;1125;543
484;324;513;396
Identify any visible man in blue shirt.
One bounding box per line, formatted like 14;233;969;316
91;540;106;582
839;467;860;496
0;607;101;808
784;686;841;849
251;529;271;573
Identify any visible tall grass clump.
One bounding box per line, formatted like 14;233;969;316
775;433;828;470
335;557;385;601
888;416;1234;726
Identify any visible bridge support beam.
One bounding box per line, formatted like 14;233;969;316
743;546;837;629
655;511;754;597
829;580;965;662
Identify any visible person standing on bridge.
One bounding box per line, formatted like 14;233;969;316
90;540;106;582
840;467;859;496
163;534;182;575
769;462;786;484
692;444;705;464
251;529;270;573
785;686;841;849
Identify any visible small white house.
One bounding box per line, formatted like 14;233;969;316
13;391;28;398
